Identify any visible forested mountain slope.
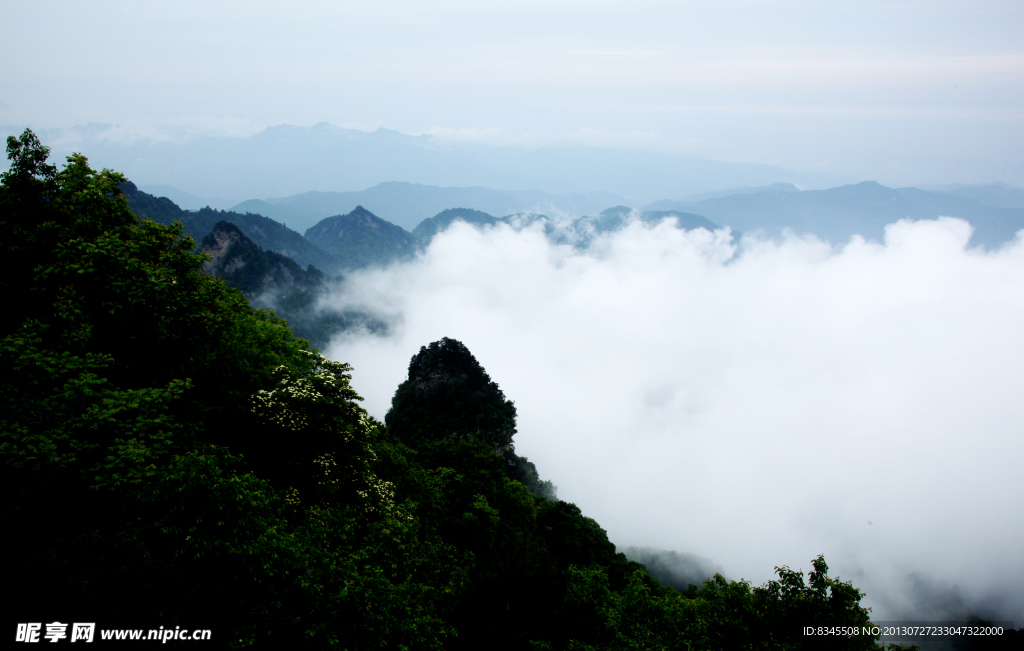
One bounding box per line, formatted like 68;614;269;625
123;181;342;273
198;221;382;349
201;220;328;295
305;205;418;269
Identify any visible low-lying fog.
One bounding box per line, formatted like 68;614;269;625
323;216;1024;622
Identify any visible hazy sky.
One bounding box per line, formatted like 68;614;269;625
325;217;1024;621
2;0;1022;186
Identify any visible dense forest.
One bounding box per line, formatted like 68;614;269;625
8;129;1021;649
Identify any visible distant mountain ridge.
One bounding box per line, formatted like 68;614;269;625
139;184;234;211
232;182;628;233
577;205;718;234
931;182;1024;210
7;121;850;206
120;178;1024;350
412;208;501;243
643;181;1024;247
650;182;802;206
131;177;1024;278
122;181;342;274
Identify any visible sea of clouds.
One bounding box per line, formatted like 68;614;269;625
323;215;1024;622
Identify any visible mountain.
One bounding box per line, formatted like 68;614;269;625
122;182;343;274
640;210;720;231
200;221;382;348
411;208;563;249
576;205;634;233
232;182;628;233
385;337;556;501
556;206;720;248
8;122;848;207
443;136;849;199
412;207;500;243
138;184;235;210
646;181;1024;247
575;205;718;234
932;182;1024;210
304;205;418;270
650;182;802;206
406;204;722;250
201;220;327;296
121;181;190;223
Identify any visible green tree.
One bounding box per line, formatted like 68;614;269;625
0;130;457;648
386;337;518;452
385;337;555;498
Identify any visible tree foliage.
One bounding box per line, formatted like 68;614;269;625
304;205;418;270
0;130;455;647
386;337;517;453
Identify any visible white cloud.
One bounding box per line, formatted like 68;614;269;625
324;216;1024;621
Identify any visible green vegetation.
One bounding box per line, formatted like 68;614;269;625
3;129;921;649
199;220;383;349
386;337;556;500
304;205;418;270
123;184;387;347
123;181;342;274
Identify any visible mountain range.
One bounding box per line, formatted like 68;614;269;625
122;182;340;272
13;122;1022;248
125;185;728;276
231;182;628;233
5;122;851;205
305;206;418;268
122;178;1024;348
127;177;1024;284
197;220;383;348
926;182;1024;209
644;181;1024;247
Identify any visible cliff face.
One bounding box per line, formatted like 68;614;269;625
200;221;324;294
201;221;246;275
198;220;371;349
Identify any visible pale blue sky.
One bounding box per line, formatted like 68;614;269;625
2;0;1022;185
